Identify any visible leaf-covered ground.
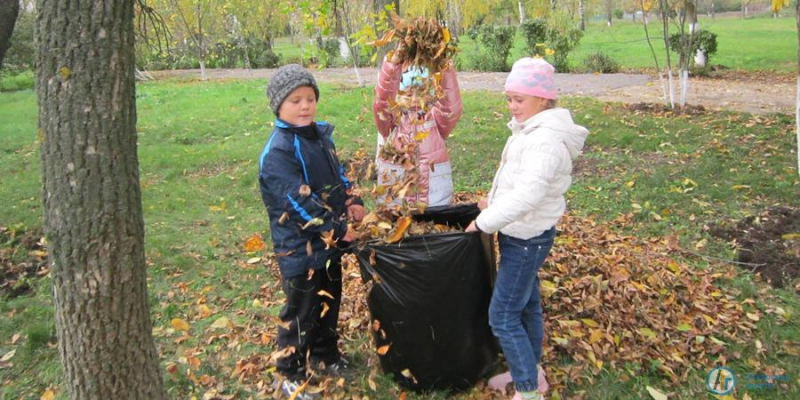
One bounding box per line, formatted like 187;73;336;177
1;81;798;399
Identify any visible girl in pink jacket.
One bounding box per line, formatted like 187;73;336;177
372;45;463;207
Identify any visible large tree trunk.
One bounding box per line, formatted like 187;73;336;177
35;1;167;399
0;0;20;69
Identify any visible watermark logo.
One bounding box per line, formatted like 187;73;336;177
706;367;736;395
745;372;789;389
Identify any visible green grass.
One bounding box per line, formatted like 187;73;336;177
452;14;798;72
1;79;798;399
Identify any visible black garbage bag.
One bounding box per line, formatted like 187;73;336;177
354;204;498;392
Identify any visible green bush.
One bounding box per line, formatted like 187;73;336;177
0;70;35;92
466;25;517;71
669;29;718;66
519;13;583;72
614;9;624;20
520;19;548;55
582;52;620;73
321;38;341;67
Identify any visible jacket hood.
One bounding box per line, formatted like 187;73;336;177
508;108;588;159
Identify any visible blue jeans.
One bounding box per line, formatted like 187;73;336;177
489;228;556;393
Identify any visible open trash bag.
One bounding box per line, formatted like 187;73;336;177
355;204;498;392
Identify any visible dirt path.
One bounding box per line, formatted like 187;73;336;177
149;67;795;115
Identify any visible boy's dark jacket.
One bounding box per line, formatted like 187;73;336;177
259;119;360;278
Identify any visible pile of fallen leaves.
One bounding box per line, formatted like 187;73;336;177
0;226;49;299
539;213;754;388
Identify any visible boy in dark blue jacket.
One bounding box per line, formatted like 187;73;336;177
259;64;365;399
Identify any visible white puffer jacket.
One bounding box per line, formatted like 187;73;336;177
475;108;588;239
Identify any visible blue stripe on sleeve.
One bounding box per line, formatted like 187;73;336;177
286;194;313;222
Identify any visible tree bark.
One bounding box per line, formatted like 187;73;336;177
0;0;20;69
796;0;799;174
35;1;167;399
518;0;526;25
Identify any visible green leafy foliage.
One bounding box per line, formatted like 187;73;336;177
465;24;516;72
582;52;621;73
669;29;719;66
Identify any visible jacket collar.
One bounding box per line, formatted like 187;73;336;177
507;108;557;135
276;118;330;140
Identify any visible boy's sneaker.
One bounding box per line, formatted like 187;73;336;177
314;358;354;379
279;379;320;400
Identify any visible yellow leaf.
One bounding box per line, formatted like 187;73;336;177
646;386;668;400
58;67;71;81
40;389;56;400
171;318;191;331
196;304;212;318
1;349;15;362
321;302;330;318
209;316;230;330
209;201;226;212
442;27;451;43
243;233;265;252
639;327;656;339
746;312;760;321
414;131;430;141
625;180;635;187
246;257;262;264
318;290;335;299
731;184;751;190
376;344;391;355
589;329;604;343
782;233;800;240
581;319;599;328
386;216;412;243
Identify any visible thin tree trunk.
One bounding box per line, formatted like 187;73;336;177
518;0;526;25
641;0;668;104
660;0;675;107
579;0;585;31
0;0;20;69
35;0;167;398
796;0;799;174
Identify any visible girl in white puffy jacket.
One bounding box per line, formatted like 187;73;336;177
466;58;588;400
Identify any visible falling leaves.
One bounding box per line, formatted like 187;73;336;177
386;216;412;243
376;344;391;355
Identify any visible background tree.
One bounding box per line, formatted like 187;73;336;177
165;0;220;80
796;0;799;174
0;0;20;69
35;0;167;397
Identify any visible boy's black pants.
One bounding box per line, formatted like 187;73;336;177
276;256;343;381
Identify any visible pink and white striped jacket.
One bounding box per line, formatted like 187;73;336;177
372;59;463;206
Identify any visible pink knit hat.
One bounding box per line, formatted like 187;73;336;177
504;57;557;100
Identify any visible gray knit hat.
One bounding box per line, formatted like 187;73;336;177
266;64;320;116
